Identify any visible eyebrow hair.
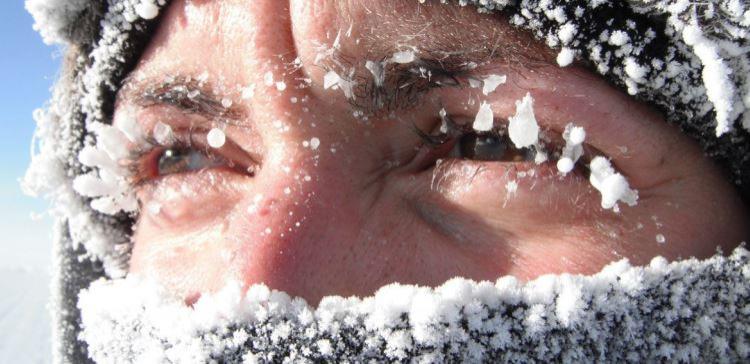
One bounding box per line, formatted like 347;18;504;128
323;3;556;116
120;76;246;125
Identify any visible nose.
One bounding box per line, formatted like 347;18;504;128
185;0;381;303
128;0;495;304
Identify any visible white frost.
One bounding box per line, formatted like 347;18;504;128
365;60;385;87
556;47;575;67
481;74;506;95
323;71;341;90
588;156;638;210
507;93;539;148
135;1;159;20
309;137;321;150
472;102;494;132
390;50;416;64
264;71;274;87
152;122;174;145
557;123;586;174
556;158;575;174
207;128;226;149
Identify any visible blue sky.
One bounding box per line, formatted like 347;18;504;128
0;1;61;270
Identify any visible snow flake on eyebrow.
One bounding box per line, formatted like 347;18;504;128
221;98;233;108
365;60;385;87
390;50;417;64
153;122;174;145
322;70;355;99
608;30;630;46
323;71;341;90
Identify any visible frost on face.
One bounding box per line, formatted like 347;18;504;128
207;128;226;149
309;137;321;150
323;71;340;90
152;121;174;145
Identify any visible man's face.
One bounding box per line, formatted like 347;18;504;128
118;0;749;304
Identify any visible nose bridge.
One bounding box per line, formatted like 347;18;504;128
222;1;348;297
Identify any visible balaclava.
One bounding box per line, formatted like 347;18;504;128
23;0;750;362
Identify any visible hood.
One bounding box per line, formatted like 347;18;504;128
79;248;750;363
22;0;750;362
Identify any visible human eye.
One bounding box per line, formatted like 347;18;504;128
413;111;542;164
128;126;255;187
130;123;254;186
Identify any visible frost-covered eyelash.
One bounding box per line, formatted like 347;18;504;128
412;110;593;172
125;131;215;187
412;109;508;147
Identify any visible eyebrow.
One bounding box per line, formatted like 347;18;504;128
324;3;555;115
119;76;246;125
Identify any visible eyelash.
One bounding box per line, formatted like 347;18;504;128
126;130;249;187
412;111;591;175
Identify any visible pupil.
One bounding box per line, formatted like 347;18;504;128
461;134;507;161
157;148;190;175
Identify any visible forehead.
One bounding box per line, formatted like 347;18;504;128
124;0;554;88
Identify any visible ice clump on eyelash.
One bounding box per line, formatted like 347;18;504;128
507;92;540;149
207;128;226;149
557;123;586;174
589;156;638;212
481;74;506;95
472;101;494;131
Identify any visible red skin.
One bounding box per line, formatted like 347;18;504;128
121;0;750;305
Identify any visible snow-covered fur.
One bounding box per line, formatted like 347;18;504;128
22;0;750;363
79;248;750;363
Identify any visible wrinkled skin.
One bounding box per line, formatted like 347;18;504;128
121;0;750;304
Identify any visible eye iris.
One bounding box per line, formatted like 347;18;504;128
460;134;507;161
157;148;214;176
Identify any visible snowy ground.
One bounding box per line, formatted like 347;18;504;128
0;268;52;363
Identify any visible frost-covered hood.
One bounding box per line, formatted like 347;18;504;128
80;249;750;363
23;0;750;363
